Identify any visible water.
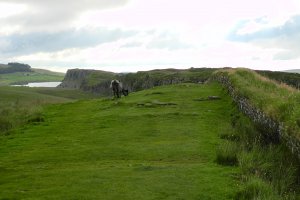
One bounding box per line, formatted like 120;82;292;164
12;82;62;88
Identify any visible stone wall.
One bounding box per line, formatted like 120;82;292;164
214;73;300;158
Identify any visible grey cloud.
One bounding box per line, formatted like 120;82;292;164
0;0;129;32
0;0;129;12
228;15;300;60
0;28;137;56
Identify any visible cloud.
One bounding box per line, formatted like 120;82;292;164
0;28;137;56
0;0;129;32
228;15;300;59
228;15;300;42
146;32;193;51
273;50;300;60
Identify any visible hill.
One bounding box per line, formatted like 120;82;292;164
59;68;216;95
59;68;300;96
284;69;300;73
0;62;32;74
0;63;65;86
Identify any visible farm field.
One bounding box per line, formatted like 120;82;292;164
0;83;240;199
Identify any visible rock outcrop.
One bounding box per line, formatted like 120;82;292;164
58;69;99;89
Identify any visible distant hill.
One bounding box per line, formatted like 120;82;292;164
0;62;65;86
284;69;300;74
0;62;32;74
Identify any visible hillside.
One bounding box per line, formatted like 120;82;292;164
256;70;300;89
0;62;32;74
284;69;300;74
1;72;300;199
0;83;240;199
0;63;65;86
59;68;216;95
0;86;98;135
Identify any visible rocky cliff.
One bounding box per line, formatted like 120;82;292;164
58;69;115;94
59;69;97;89
59;68;216;95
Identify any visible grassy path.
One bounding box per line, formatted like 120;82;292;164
0;83;239;199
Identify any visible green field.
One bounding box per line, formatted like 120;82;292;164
0;68;64;86
0;86;98;136
0;83;240;199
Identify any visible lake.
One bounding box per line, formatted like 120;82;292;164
13;82;62;87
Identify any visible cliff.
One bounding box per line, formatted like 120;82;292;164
58;69;115;89
58;68;216;95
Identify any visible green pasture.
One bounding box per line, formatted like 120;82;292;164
0;83;240;199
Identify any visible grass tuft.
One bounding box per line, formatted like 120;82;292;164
235;177;282;200
0;117;12;133
216;141;239;166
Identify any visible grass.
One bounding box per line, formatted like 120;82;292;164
0;86;97;135
0;83;240;199
217;104;300;199
216;141;238;166
235;177;282;200
215;68;300;140
0;69;64;86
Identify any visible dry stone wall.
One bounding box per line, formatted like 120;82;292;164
214;73;300;158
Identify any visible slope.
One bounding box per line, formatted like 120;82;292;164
0;68;64;86
0;86;98;135
0;83;239;199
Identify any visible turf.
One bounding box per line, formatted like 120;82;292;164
0;83;239;199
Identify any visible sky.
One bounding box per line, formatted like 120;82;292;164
0;0;300;72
